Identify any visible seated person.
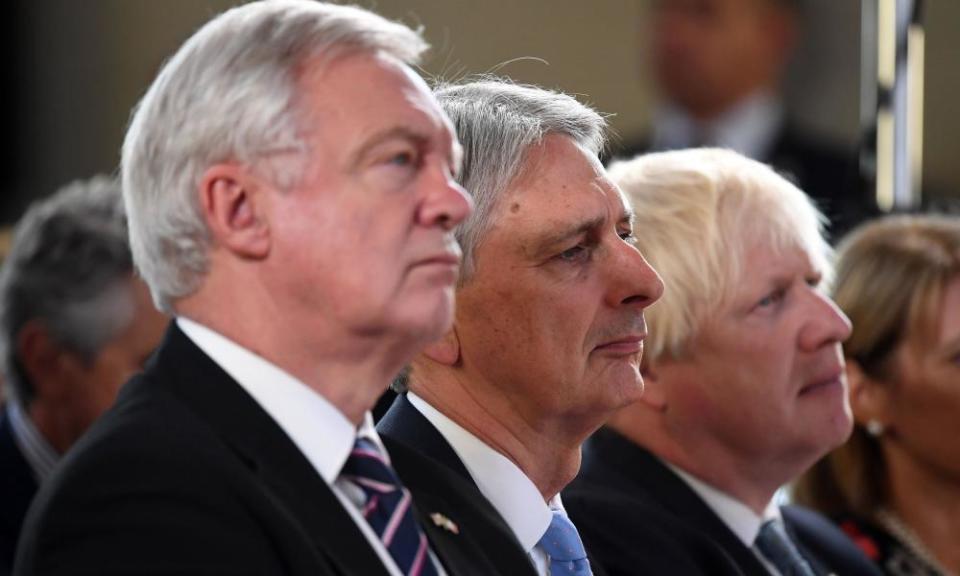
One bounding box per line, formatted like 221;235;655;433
566;148;881;576
0;176;167;573
793;214;960;575
379;78;664;576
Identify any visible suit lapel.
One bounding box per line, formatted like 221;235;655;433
377;394;472;480
585;430;769;576
149;325;391;576
383;436;537;576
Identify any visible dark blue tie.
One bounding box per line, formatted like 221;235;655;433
754;519;816;576
538;510;593;576
340;437;438;576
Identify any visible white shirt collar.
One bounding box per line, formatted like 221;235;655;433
652;91;784;160
7;400;59;482
177;317;385;485
407;392;554;553
668;463;780;546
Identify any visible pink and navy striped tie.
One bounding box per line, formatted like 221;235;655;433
341;437;438;576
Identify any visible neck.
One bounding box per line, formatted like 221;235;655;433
178;296;413;427
413;371;587;501
883;441;960;572
609;408;783;515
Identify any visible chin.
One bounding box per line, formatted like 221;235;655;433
399;300;455;342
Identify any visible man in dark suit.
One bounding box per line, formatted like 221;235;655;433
380;79;664;576
0;177;167;575
14;2;487;575
565;148;882;576
612;0;875;239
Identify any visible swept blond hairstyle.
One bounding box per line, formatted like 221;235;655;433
608;148;831;360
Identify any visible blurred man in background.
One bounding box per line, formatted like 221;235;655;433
0;176;167;574
615;0;874;238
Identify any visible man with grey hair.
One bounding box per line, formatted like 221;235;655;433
15;2;484;575
378;79;664;576
0;176;167;574
565;148;881;576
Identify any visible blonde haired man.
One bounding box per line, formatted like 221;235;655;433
566;148;880;576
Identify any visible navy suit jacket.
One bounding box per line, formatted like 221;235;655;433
377;394;542;576
565;428;884;576
15;325;508;576
0;406;38;576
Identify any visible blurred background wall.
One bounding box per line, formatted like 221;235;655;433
4;0;957;223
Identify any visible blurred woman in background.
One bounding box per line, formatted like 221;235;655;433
793;214;960;575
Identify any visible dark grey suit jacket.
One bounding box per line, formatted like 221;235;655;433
565;428;884;576
378;394;543;576
0;405;38;576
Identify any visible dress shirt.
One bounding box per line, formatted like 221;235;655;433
7;400;58;483
669;464;786;576
651;90;784;160
178;317;441;576
408;392;559;576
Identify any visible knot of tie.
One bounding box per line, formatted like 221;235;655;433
537;510;593;576
754;519;816;576
340;437;437;576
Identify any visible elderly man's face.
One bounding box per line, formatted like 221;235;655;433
455;135;663;426
266;52;471;345
665;239;853;467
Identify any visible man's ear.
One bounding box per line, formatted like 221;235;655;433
847;358;891;427
638;356;667;412
422;327;461;367
198;164;271;259
16;321;68;401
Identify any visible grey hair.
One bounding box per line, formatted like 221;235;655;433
122;0;429;312
0;176;137;407
433;78;608;281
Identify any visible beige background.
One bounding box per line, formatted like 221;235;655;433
11;0;959;221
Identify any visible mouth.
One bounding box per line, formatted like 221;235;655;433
415;253;461;267
798;369;845;397
593;333;648;355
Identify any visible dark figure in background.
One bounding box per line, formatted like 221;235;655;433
614;0;875;239
0;176;167;575
13;2;492;575
794;215;960;575
380;79;664;576
566;149;882;576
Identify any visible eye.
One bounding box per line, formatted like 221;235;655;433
556;244;590;264
755;288;786;309
619;229;638;246
387;150;417;167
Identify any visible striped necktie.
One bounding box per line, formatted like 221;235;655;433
340;437;438;576
754;519;816;576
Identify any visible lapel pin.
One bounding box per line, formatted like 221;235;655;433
429;512;460;535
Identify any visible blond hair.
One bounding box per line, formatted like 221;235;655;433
609;148;831;360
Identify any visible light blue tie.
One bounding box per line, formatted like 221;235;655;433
537;511;593;576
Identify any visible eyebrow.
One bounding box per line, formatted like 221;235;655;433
527;208;634;258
